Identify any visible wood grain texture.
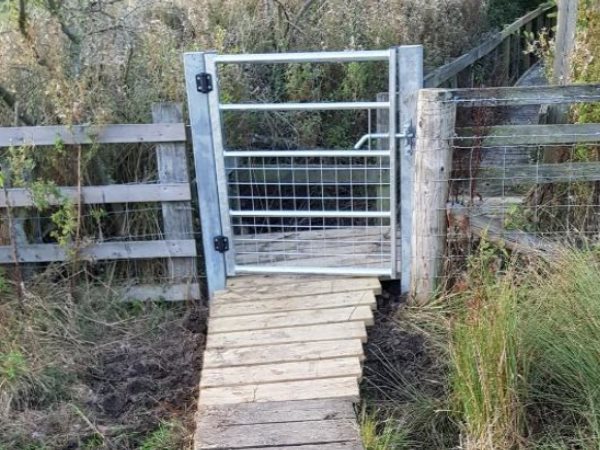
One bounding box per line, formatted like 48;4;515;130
199;377;359;405
210;290;376;317
152;103;197;282
215;277;381;301
0;240;197;263
208;306;374;333
197;417;361;449
411;90;457;302
206;321;368;349
200;357;362;388
0;123;185;148
203;339;364;368
0;184;191;208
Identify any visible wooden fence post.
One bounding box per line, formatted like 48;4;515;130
152;102;197;284
553;0;579;86
410;89;456;303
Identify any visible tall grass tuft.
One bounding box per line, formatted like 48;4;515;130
521;250;600;447
449;275;524;450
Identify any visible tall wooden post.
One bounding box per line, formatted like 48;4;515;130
410;89;456;303
152;103;197;284
553;0;579;86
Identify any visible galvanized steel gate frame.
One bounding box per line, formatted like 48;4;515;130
184;47;423;296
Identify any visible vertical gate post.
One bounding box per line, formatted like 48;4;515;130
152;102;197;284
398;45;424;293
410;89;456;303
183;52;227;297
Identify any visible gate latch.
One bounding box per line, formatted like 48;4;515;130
196;73;213;93
213;235;229;253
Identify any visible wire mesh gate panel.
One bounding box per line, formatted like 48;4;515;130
184;48;423;290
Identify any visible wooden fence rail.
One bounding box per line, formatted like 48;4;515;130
424;2;556;89
0;102;200;301
411;83;600;303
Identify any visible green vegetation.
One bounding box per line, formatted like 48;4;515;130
363;246;600;449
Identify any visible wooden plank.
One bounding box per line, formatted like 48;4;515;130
184;52;227;296
199;377;359;405
206;321;368;349
197;399;357;425
553;0;579;85
216;278;381;301
475;161;600;185
152;103;197;282
208;306;374;333
211;290;376;316
447;84;600;107
411;89;456;303
203;339;364;368
197;417;361;448
0;239;197;264
200;357;362;388
0;123;186;148
458;123;600;146
0;183;191;208
120;282;201;301
240;444;364;450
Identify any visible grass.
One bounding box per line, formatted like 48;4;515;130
363;246;600;449
0;265;201;450
359;407;410;450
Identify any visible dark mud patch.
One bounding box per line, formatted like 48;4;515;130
82;305;207;446
362;298;447;405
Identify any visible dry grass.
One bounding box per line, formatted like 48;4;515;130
0;265;205;450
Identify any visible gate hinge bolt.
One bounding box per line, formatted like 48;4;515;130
214;235;229;253
196;72;213;93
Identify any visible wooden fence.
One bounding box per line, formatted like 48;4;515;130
424;1;556;89
0;102;200;301
411;83;600;302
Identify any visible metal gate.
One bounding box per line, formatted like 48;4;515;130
184;48;423;294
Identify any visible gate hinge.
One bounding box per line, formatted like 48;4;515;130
196;72;213;93
213;235;229;253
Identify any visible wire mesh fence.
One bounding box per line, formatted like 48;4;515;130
411;85;600;297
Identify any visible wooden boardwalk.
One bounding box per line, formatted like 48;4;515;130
195;275;380;450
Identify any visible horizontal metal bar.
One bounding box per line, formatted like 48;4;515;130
353;132;409;149
229;210;391;218
233;265;393;276
212;50;390;64
220;101;389;112
223;150;390;158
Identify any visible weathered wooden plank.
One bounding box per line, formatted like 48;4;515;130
0;183;191;208
215;278;381;301
240;444;364;450
199;377;359;405
208;306;374;333
210;290;376;316
197;399;357;425
200;357;362;388
206;321;368;349
203;339;364;368
458;123;600;146
197;417;361;448
0;123;186;148
447;84;600;107
120;282;201;302
0;240;197;264
152;103;197;283
474;161;600;185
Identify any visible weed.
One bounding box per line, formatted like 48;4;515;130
138;420;187;450
360;407;409;450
